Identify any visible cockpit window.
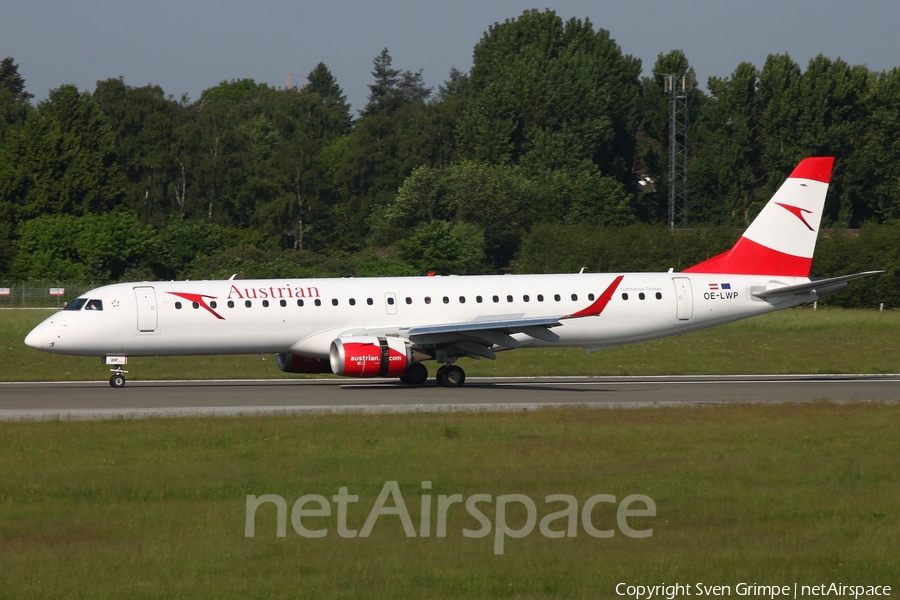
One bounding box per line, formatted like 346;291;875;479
84;299;103;311
64;298;88;311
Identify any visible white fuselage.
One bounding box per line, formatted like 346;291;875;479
24;272;810;359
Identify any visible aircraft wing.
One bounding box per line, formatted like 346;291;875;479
337;275;624;361
752;271;883;299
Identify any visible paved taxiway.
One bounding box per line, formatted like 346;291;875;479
1;375;898;420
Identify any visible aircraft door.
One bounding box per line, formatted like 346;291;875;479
673;277;693;320
384;292;397;315
134;286;158;332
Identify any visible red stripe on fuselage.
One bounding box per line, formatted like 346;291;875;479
682;237;812;277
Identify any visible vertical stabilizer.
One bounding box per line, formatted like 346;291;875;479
683;157;833;276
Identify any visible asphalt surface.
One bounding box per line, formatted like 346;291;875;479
1;375;898;420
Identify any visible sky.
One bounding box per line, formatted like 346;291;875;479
3;1;899;112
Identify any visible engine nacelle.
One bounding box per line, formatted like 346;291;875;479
329;336;410;378
275;353;333;374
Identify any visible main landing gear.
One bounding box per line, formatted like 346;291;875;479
399;362;429;385
398;363;467;387
436;364;466;388
109;368;128;388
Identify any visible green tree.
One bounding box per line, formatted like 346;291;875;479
459;9;642;182
0;57;33;101
306;62;349;110
861;68;900;221
11;212;156;280
361;49;431;117
0;57;33;144
93;78;182;227
377;161;542;269
151;219;225;279
0;84;126;223
689;62;761;225
317;53;447;247
396;220;485;275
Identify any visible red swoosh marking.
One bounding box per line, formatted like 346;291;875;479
775;202;815;231
167;292;225;320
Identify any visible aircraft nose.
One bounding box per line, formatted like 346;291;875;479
24;327;43;349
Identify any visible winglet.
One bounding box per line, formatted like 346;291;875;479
565;275;623;318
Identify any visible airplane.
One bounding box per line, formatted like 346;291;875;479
24;157;880;388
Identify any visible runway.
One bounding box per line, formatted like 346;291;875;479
1;374;899;420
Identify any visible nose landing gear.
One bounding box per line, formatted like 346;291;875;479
104;356;129;388
109;368;128;388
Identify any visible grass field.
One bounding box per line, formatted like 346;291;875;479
2;307;900;381
0;405;897;598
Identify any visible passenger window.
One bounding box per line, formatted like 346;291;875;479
571;294;578;301
245;300;252;308
523;295;529;302
459;296;466;304
476;296;483;303
537;295;544;302
210;301;217;309
387;297;395;306
280;299;287;307
192;302;199;309
85;299;103;311
506;295;513;303
622;293;629;300
639;293;645;300
656;292;662;300
64;298;88;311
297;299;304;307
443;297;449;304
332;299;339;306
314;299;322;306
175;302;182;309
588;294;595;301
263;300;270;307
367;298;374;306
492;295;499;303
406;297;412;304
228;300;235;308
349;298;356;306
554;294;561;301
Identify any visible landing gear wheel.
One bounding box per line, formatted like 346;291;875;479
437;365;466;388
109;373;126;388
400;363;428;385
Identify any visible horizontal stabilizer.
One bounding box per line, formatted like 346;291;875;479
752;271;883;298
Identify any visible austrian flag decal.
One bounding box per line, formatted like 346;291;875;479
708;283;731;291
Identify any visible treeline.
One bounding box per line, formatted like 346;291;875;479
1;9;900;290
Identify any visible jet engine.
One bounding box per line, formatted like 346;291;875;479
329;336;412;377
275;353;332;374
